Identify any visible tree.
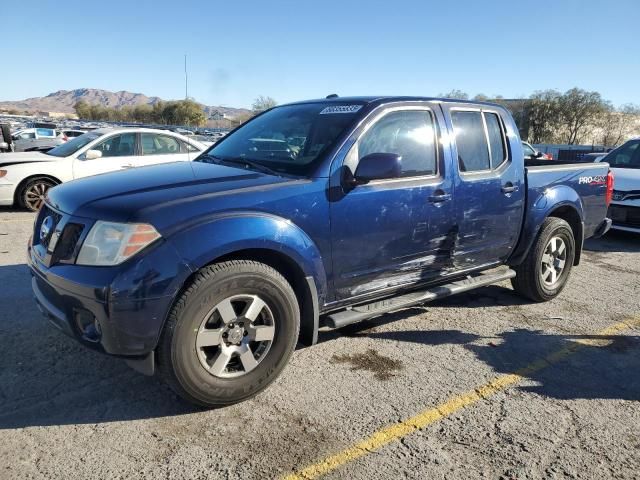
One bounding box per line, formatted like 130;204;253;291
74;100;91;119
527;90;562;144
438;89;469;100
556;88;607;145
473;93;490;102
596;103;640;147
252;96;277;113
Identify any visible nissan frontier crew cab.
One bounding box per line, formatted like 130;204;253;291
28;96;613;407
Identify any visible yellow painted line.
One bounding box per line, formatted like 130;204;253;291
284;317;640;480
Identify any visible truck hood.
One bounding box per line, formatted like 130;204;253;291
0;151;54;167
610;167;640;192
47;161;301;223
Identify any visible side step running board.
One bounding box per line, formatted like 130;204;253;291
325;269;516;329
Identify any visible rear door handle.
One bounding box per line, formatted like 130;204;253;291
501;184;519;194
121;163;135;169
428;193;452;203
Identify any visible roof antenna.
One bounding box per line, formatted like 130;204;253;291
326;93;339;99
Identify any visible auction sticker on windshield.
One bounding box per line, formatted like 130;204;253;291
319;105;363;114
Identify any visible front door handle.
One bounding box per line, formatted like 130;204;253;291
501;183;519;194
121;163;135;169
428;192;452;203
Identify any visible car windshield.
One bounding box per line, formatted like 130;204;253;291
603;140;640;169
197;102;365;176
46;132;101;157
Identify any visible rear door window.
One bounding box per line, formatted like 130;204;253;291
141;134;181;155
451;110;508;172
93;133;136;158
451;111;490;172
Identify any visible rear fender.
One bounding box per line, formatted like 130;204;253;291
508;186;585;266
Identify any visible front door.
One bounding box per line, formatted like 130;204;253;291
330;105;455;301
441;104;525;269
73;132;138;179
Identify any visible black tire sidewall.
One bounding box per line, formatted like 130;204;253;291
533;220;575;300
168;265;299;406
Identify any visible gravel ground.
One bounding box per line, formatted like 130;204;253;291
1;208;639;480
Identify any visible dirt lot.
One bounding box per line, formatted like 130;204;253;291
1;208;639;480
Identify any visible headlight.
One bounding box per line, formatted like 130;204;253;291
76;221;161;266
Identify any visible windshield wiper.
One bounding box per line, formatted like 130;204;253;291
205;155;281;176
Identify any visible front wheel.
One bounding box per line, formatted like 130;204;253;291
157;260;300;407
19;177;56;211
511;217;575;302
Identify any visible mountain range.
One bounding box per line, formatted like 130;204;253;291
0;88;250;119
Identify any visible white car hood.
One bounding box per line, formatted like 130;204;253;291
0;151;55;166
611;167;640;192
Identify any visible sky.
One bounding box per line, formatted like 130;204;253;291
3;0;639;109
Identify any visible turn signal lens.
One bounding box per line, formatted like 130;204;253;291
0;170;6;178
76;221;161;266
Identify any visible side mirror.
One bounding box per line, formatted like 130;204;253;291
84;149;103;160
353;153;402;185
534;151;544;159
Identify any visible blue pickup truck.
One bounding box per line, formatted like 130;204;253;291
28;96;613;406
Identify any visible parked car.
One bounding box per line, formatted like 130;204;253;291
0;127;205;210
11;127;64;152
596;138;640;233
522;141;552;160
61;129;88;139
0;124;12;152
28;96;612;407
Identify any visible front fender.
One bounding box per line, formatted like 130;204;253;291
168;211;328;301
509;185;585;266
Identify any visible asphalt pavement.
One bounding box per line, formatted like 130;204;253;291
1;208;639;480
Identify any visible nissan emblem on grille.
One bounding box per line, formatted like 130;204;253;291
40;216;54;242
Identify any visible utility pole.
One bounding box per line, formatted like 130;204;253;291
184;54;188;100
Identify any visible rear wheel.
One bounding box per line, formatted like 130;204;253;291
511;217;575;302
157;260;300;407
19;177;56;211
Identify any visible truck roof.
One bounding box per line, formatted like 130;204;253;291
282;95;505;109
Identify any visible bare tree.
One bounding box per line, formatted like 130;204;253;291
252;96;277;113
438;89;469;100
557;88;607;145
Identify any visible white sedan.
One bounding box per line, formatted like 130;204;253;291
0;127;206;211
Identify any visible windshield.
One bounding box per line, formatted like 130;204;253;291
197;102;365;175
46;132;101;157
603;140;640;169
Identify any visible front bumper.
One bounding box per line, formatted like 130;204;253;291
28;228;193;358
608;203;640;234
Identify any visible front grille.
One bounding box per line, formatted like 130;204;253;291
34;205;62;249
609;205;640;227
54;223;84;261
32;205;87;265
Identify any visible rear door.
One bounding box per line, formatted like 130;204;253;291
441;104;525;269
72;132;138;179
330;103;456;301
136;133;190;167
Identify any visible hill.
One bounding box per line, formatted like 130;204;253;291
0;88;250;119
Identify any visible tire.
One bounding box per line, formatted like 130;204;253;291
511;217;575;302
157;260;300;407
18;177;57;212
